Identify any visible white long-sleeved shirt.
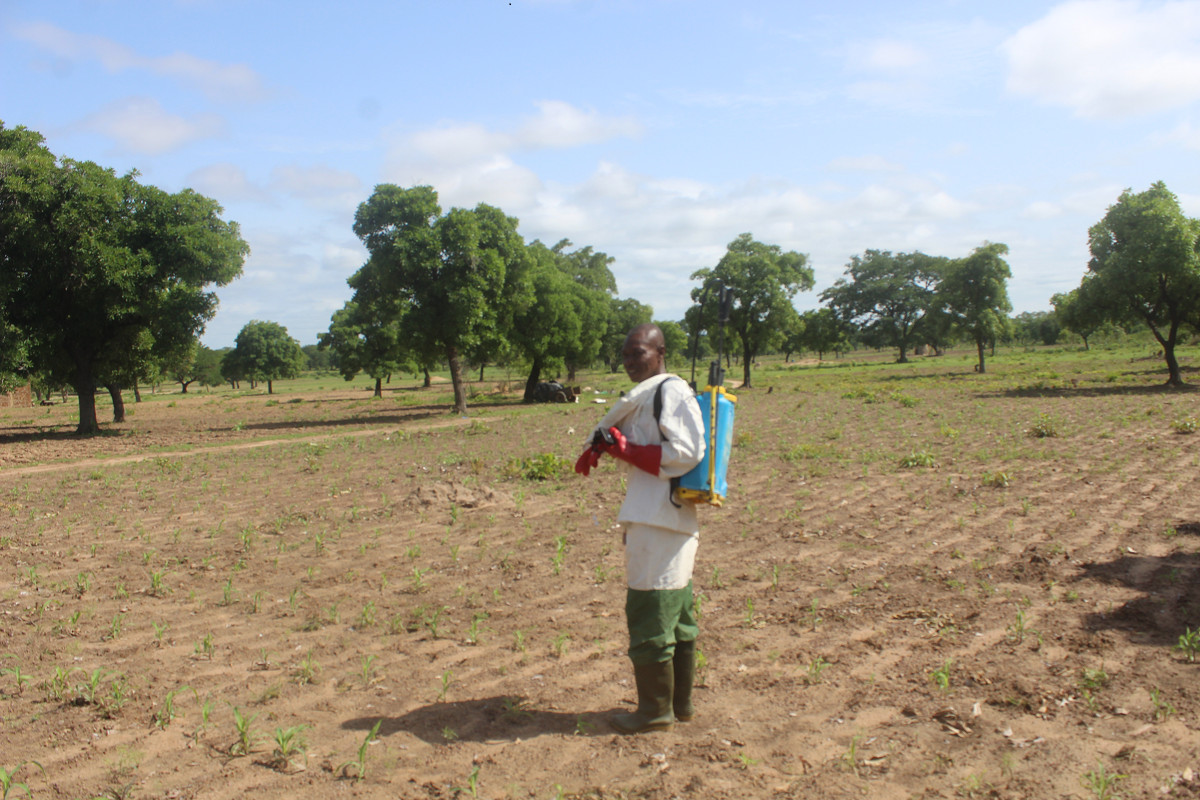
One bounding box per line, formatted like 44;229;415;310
592;373;706;535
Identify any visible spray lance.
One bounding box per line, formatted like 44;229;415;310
677;282;737;507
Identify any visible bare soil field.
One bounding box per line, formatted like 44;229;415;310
2;350;1200;799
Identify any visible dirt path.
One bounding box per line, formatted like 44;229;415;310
0;415;478;478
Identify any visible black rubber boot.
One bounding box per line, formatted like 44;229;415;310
673;639;696;722
612;660;674;734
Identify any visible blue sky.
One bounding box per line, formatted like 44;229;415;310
4;0;1200;347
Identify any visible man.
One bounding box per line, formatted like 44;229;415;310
575;323;706;734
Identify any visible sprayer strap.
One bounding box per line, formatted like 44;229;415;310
653;378;685;508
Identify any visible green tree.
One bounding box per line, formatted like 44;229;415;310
820;250;945;363
654;320;689;369
318;297;412;397
512;243;590;400
779;312;805;362
194;345;226;390
0;316;33;393
228;320;305;394
351;185;529;414
161;340;200;394
599;298;654;372
799;308;851;360
301;344;334;371
220;348;246;390
0;123;247;433
552;238;618;297
1083;182;1200;385
551;239;615;381
1009;311;1061;347
1051;285;1107;350
938;243;1013;374
690;233;814;388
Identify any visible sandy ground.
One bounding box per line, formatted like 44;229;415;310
1;360;1200;799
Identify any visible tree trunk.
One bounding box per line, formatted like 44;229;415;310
1149;320;1184;386
107;384;126;423
72;351;100;435
1082;335;1091;351
566;363;577;383
975;336;986;374
179;380;191;394
267;380;274;394
374;377;382;397
741;342;753;388
479;362;486;382
423;368;431;388
523;356;544;403
133;381;142;403
447;345;467;414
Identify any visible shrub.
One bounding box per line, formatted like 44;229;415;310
899;450;936;469
1171;416;1197;434
1028;413;1059;438
508;453;569;481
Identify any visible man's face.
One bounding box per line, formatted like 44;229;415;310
622;334;662;383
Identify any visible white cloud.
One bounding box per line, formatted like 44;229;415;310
185;162;365;211
1152;119;1200;149
404;101;641;164
825;155;904;172
661;88;827;109
270;164;363;212
847;39;930;72
839;22;1003;111
1002;0;1200;118
79;97;224;154
208;226;365;345
322;243;365;274
187;163;270;203
379;106;1036;320
1021;200;1064;219
516;101;641;148
386;101;640;211
13;21;269;102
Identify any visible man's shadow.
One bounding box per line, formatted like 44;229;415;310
341;696;619;743
1074;521;1200;650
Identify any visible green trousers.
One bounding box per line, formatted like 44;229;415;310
625;580;698;665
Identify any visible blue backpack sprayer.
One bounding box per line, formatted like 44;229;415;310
674;283;737;506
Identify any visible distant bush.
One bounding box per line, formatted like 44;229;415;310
1028;413;1059;438
507;453;568;481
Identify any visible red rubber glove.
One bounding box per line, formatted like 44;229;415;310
574;445;602;477
602;426;662;476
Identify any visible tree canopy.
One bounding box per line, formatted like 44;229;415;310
599;298;654;373
226;320;306;394
318;297;411;397
1082;182;1200;385
1051;284;1108;350
820;250;945;363
0;122;247;432
690;233;814;387
351;185;529;414
797;308;851;360
938;242;1013;374
511;240;610;399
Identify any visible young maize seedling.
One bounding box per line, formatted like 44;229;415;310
337;719;382;783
